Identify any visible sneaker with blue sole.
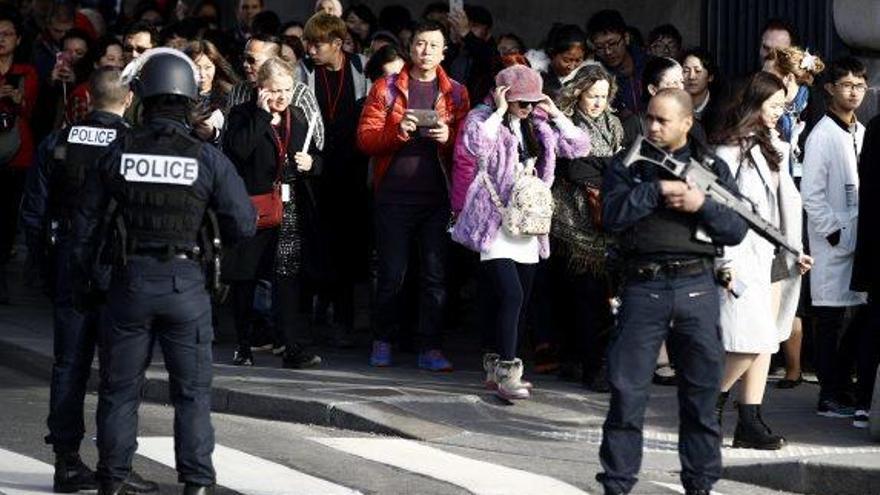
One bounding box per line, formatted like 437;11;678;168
370;340;392;367
418;349;453;372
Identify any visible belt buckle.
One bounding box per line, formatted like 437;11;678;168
638;263;661;280
665;261;684;277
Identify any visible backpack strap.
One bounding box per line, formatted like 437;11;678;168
476;157;504;211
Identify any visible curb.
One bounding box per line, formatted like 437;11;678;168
724;458;880;495
0;336;460;442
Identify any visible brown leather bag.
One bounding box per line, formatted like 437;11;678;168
250;183;282;229
584;184;602;229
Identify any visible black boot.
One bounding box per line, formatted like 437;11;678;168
183;483;215;495
98;481;133;495
232;345;254;366
122;471;159;493
733;403;785;450
54;452;97;493
715;391;730;427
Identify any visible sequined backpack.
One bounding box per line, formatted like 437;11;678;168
481;157;554;236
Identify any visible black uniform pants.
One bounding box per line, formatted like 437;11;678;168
373;203;448;351
96;256;215;486
45;240;99;454
598;270;722;494
813;303;879;407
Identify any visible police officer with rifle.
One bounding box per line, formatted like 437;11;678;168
72;49;255;495
21;67;159;494
595;89;748;495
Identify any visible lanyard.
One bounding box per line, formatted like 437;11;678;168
269;109;291;181
318;60;347;122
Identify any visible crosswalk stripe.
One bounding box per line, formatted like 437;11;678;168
311;437;589;495
650;481;727;495
136;437;362;495
0;447;55;494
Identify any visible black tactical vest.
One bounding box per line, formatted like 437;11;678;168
111;124;208;249
622;144;719;259
49;114;128;221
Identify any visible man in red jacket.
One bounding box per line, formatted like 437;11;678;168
357;20;469;370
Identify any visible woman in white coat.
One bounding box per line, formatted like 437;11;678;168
711;72;813;449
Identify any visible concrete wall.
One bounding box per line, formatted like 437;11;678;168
265;0;702;50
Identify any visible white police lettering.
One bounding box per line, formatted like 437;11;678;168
67;126;118;146
120;153;199;186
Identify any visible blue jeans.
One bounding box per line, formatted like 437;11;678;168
598;269;723;494
96;256;215;486
45;241;99;454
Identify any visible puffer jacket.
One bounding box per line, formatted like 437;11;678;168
356;63;470;192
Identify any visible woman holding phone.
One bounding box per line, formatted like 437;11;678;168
451;63;590;400
223;57;323;369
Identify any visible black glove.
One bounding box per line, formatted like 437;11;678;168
826;229;841;247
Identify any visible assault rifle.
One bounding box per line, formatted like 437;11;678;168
623;135;800;256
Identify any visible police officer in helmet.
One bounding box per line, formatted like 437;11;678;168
72;48;256;495
596;88;748;495
21;67;158;494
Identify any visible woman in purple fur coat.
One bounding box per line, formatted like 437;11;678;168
450;63;590;400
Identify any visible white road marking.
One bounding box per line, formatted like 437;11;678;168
0;447;55;494
650;481;727;495
136;437;361;495
312;437;589;495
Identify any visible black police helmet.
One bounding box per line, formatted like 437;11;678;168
133;50;199;101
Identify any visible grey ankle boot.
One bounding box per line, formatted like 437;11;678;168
495;358;530;400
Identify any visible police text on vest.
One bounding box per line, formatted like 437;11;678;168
121;153;199;186
68;126;117;146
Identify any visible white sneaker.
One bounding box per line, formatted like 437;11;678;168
853;410;870;428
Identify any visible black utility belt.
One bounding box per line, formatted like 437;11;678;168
625;258;712;281
129;245;202;261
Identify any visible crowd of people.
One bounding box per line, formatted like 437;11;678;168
1;1;879;494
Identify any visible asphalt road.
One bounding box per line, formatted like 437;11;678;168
0;364;800;495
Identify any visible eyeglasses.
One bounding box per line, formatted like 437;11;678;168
124;45;149;54
650;40;678;53
594;36;624;53
517;101;540;108
835;82;868;93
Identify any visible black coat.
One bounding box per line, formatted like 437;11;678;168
221;102;322;282
851;114;879;294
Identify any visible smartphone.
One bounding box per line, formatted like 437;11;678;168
409;109;439;127
55;51;71;68
449;0;464;12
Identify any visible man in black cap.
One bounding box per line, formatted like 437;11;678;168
72;48;256;495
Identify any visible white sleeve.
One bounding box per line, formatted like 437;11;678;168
801;129;840;236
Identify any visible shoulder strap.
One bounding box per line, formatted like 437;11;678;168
476;157;504;210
